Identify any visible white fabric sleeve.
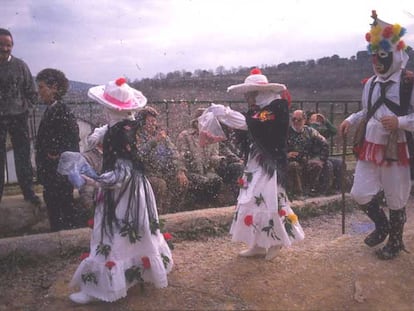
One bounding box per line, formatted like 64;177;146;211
87;124;108;149
207;103;247;130
398;86;414;131
96;159;131;188
397;114;414;131
346;110;365;126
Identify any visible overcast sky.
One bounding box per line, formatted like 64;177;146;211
3;0;414;85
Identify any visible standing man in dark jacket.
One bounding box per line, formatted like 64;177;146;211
0;28;39;205
35;68;80;231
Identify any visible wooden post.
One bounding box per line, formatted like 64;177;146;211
341;133;347;234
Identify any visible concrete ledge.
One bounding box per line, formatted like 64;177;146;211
0;194;356;260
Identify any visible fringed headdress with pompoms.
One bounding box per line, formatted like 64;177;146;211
88;77;147;111
227;68;286;94
365;10;407;54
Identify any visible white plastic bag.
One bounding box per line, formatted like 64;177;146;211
198;111;227;147
57;151;99;189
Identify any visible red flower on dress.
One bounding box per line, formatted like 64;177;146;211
365;32;371;42
163;232;172;240
142;256;151;269
237;177;246;188
80;252;90;261
105;261;116;270
278;209;286;217
87;218;94;229
252;110;275;122
244;215;253;226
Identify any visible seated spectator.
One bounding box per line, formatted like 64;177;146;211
176;108;223;209
287;110;332;198
135;106;188;214
308;112;346;193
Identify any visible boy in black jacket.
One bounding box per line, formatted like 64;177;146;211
35;68;80;231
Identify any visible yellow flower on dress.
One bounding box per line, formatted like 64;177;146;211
253;110;276;122
287;213;298;224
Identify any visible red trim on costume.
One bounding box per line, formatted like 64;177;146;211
355;140;410;166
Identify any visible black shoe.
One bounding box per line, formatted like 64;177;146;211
376;243;406;260
25;195;41;207
364;228;389;247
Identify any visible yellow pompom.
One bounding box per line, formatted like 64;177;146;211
392;24;402;37
371;35;381;46
371;25;382;36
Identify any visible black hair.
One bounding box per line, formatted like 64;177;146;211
0;28;13;44
36;68;69;100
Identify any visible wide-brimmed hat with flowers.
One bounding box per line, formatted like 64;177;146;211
88;77;147;111
227;68;286;94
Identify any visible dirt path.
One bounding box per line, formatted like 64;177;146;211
1;200;414;311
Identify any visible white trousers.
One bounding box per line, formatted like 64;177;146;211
351;160;411;210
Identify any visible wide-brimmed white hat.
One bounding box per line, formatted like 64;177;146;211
227;68;286;94
88;77;147;111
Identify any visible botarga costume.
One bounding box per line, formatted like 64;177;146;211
345;11;414;259
206;69;304;260
63;78;173;304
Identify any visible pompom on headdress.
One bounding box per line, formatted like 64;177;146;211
365;10;407;54
227;68;286;94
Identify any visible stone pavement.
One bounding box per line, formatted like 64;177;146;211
2;194;414;311
0;193;355;260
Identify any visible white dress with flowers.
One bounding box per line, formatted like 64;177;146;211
211;102;305;249
230;153;305;249
69;121;173;302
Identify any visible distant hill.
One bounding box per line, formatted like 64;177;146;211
64;80;95;102
62;48;414;104
131;49;414;102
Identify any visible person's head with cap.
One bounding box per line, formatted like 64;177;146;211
227;68;287;110
135;106;159;136
88;77;147;126
365;10;408;79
